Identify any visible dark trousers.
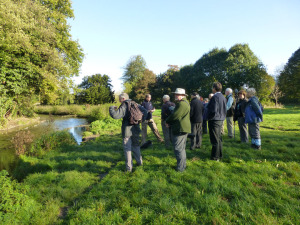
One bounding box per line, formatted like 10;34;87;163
237;117;248;142
208;120;223;160
191;122;202;149
202;120;208;134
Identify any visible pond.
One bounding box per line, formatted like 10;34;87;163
0;115;88;173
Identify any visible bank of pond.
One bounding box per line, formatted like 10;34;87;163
0;115;88;173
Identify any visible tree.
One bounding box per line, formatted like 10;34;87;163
131;69;156;102
122;55;147;93
0;0;83;115
77;74;115;104
191;44;274;100
270;85;284;106
278;47;300;103
150;65;179;102
192;48;228;97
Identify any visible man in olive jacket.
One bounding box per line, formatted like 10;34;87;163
166;88;191;172
109;93;148;172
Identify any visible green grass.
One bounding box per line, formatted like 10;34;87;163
3;107;300;224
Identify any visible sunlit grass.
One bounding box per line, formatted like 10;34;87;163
3;107;299;224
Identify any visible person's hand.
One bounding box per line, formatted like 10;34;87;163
166;123;170;128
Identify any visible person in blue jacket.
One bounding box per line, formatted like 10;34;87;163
245;88;263;150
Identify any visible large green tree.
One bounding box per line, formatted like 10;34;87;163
191;44;274;99
150;65;180;102
0;0;83;118
278;47;300;103
122;55;147;94
131;69;156;103
77;74;115;104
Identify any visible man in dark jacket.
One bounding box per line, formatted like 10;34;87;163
233;90;248;143
109;93;148;172
190;92;204;150
207;82;227;161
166;88;191;172
141;94;164;144
161;95;175;148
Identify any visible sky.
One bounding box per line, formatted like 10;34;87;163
69;0;300;92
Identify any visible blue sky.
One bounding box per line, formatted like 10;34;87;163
69;0;300;92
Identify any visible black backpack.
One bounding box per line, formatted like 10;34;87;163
126;101;143;125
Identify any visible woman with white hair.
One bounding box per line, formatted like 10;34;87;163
245;88;263;150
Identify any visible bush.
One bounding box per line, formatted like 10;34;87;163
11;131;34;156
90;117;122;135
29;131;77;157
0;170;39;224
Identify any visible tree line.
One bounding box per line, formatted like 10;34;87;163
121;45;300;104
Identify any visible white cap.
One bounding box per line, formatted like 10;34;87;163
172;88;188;96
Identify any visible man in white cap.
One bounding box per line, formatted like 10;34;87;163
166;88;191;172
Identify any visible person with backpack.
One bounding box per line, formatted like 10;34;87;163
233;90;248;143
166;88;191;172
141;94;164;145
245;88;263;150
225;88;236;138
109;93;148;172
161;95;175;149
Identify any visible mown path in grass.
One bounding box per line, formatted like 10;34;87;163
7;107;300;224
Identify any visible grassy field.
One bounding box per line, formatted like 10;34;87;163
1;106;299;224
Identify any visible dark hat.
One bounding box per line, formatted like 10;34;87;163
191;92;199;96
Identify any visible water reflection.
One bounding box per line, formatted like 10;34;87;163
0;115;88;172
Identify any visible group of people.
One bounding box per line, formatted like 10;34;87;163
109;82;263;172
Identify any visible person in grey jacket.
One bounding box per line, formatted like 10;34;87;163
109;93;148;172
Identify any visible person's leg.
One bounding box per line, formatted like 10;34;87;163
238;117;248;143
172;133;187;171
221;121;225;135
202;120;207;134
216;120;223;159
148;119;164;142
141;120;148;145
196;122;202;148
190;123;197;150
248;123;261;149
123;137;133;172
208;120;220;160
227;117;234;138
131;134;143;166
161;120;171;148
